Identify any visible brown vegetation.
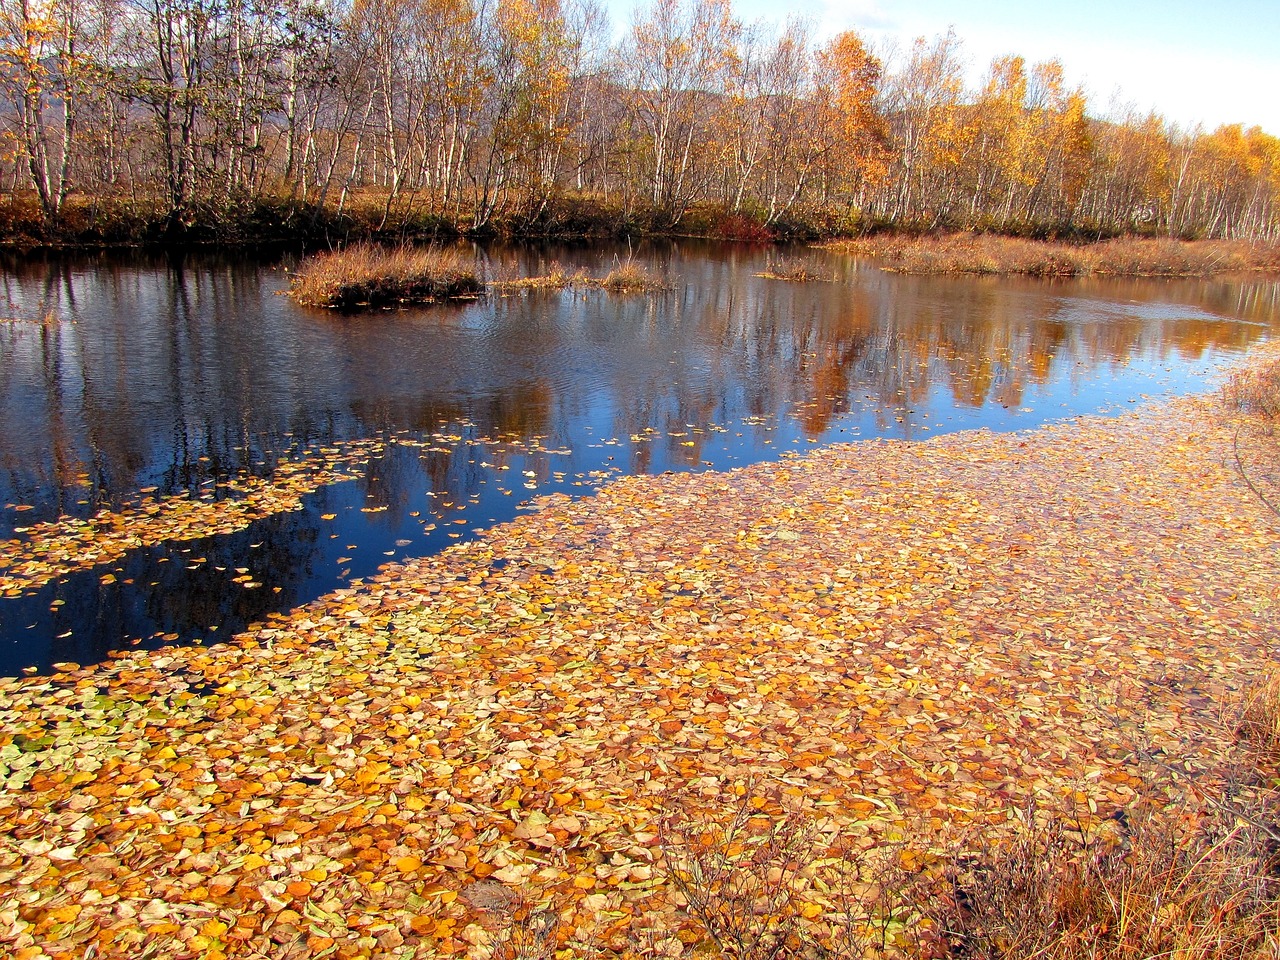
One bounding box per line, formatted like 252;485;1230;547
1226;353;1280;424
832;233;1280;277
598;261;669;293
1239;672;1280;768
287;243;482;309
490;262;588;291
489;259;669;295
1224;350;1280;517
753;256;832;282
658;679;1280;960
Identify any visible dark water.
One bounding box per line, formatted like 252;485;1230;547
1;242;1277;675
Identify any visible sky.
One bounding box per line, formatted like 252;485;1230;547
606;0;1280;134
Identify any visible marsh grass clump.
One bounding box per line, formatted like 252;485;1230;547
288;243;481;309
598;260;668;293
831;233;1085;275
926;784;1280;960
754;256;831;282
490;261;589;291
653;738;1280;960
488;258;667;294
1223;352;1280;516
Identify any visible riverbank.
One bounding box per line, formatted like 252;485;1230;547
1;353;1278;958
0;193;790;249
829;232;1280;276
6;190;1280;282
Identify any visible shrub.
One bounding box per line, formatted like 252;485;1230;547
714;212;776;243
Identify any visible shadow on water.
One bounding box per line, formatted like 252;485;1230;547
1;242;1277;674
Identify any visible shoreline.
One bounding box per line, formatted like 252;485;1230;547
1;361;1278;956
2;203;1278;281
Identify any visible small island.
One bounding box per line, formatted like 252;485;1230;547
287;244;484;309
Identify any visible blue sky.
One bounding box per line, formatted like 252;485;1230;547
605;0;1280;133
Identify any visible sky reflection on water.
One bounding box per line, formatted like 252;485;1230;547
0;242;1276;674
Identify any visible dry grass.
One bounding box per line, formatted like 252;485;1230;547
491;261;589;291
927;789;1280;960
1225;354;1280;425
1224;351;1280;517
287;242;482;309
598;261;668;293
489;259;668;295
653;677;1280;960
1239;672;1280;769
828;233;1280;278
754;256;832;282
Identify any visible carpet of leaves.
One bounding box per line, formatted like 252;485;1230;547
1;384;1278;959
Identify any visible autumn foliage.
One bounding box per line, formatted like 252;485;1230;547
2;0;1278;241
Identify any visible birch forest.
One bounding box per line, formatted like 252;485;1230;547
2;0;1277;239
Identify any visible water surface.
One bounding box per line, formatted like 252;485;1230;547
1;242;1276;674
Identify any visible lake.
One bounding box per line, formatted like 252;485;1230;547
1;241;1276;675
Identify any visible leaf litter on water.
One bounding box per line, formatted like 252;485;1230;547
0;360;1278;958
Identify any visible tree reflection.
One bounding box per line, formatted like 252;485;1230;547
2;243;1277;672
0;244;1275;527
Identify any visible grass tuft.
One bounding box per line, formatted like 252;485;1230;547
599;260;668;293
489;258;668;295
650;694;1280;960
490;261;589;291
928;786;1280;960
288;243;482;309
754;256;832;282
1224;351;1280;517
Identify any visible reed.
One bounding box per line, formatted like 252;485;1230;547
288;243;482;309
